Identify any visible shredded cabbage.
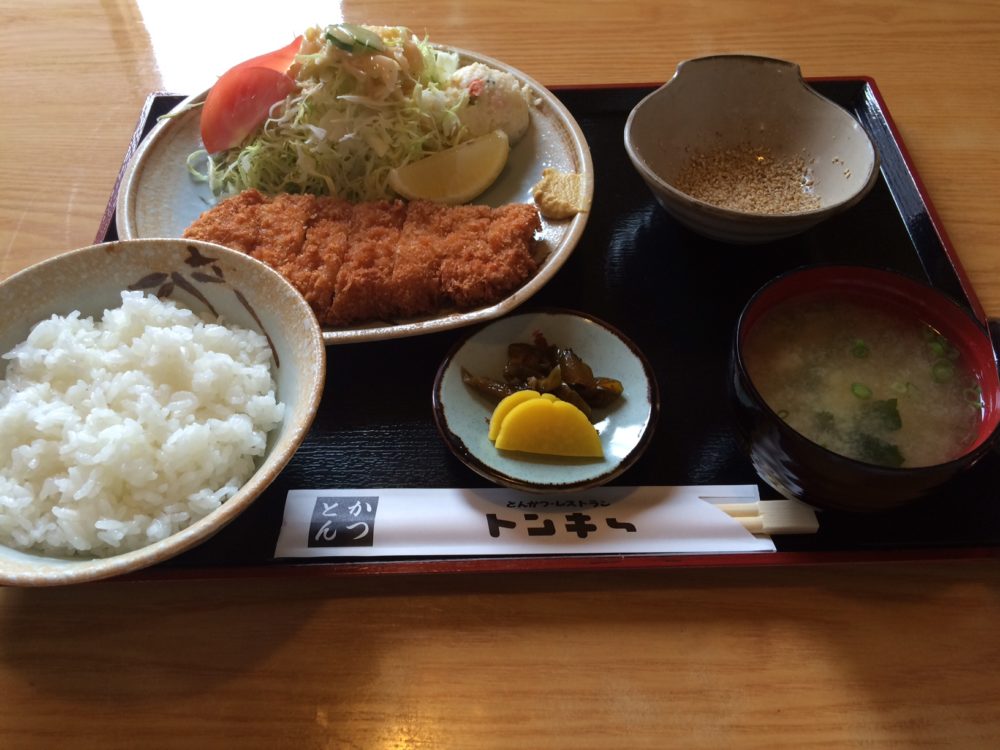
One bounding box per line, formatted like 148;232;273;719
195;25;475;202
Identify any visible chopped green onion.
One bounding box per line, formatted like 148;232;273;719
851;339;870;358
851;383;872;399
777;409;790;419
928;340;946;357
932;361;954;383
964;385;985;409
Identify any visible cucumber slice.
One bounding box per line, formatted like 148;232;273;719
324;23;385;54
342;23;385;53
325;25;355;52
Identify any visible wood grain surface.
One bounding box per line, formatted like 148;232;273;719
2;1;1000;747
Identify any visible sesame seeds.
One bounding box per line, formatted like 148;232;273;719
673;145;821;214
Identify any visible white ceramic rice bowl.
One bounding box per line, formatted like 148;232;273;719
0;239;325;586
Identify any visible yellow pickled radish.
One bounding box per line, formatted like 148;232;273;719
488;391;560;440
494;396;604;458
388;129;510;204
488;390;541;441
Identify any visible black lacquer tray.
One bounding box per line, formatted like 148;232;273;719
99;80;1000;578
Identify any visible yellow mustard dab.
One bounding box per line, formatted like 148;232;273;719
531;167;587;220
489;391;603;458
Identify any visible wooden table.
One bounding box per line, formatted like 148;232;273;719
2;1;1000;747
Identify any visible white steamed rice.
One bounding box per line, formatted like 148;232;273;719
0;291;284;557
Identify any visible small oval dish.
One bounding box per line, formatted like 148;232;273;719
433;309;659;492
624;54;880;243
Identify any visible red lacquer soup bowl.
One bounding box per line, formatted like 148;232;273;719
731;265;1000;513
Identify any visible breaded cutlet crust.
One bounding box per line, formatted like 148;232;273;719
183;189;542;325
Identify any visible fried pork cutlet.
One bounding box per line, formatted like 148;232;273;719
183;189;542;326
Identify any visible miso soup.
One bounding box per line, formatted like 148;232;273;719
743;295;984;468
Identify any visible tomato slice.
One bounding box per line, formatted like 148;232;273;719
200;36;303;154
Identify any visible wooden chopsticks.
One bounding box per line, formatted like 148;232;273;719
714;500;819;535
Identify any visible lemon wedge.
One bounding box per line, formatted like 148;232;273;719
388;130;510;204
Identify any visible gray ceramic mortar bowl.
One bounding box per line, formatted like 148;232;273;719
625;55;880;244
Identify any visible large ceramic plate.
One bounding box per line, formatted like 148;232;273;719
116;45;594;345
